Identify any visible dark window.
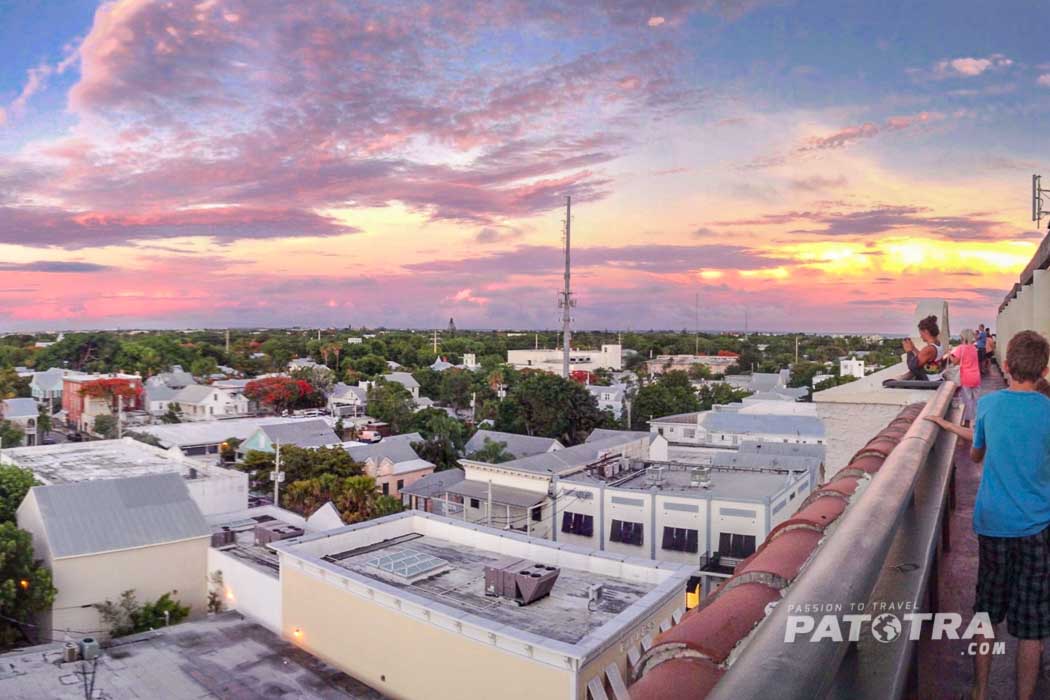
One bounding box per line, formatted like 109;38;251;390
718;532;757;559
662;527;700;553
396;479;404;491
532;506;543;521
470;498;480;509
612;520;643;546
561;512;594;536
381;482;389;496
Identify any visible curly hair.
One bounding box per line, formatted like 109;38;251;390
917;315;940;338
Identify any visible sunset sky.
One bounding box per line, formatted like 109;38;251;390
0;0;1046;333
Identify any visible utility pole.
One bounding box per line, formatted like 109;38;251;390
558;196;574;378
695;292;700;356
487;480;493;527
225;329;230;354
1033;174;1050;229
432;330;438;354
272;441;285;506
795;335;800;365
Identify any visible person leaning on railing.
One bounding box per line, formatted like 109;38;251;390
927;330;1050;700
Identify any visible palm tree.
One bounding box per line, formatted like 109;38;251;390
335;475;380;523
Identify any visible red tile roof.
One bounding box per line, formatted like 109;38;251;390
629;402;926;700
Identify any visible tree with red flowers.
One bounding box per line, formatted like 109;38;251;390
244;376;316;413
79;378;142;411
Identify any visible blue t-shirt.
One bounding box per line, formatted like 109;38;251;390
972;389;1050;537
976;331;988;350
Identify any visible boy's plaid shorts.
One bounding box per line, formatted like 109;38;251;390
975;527;1050;639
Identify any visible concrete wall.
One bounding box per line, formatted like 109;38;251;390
185;465;249;516
50;538;208;637
280;563;574;700
207;548;281;633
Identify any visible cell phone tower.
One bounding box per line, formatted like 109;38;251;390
558;196;575;378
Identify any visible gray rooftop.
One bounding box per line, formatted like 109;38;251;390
463;429;562;459
702;411;825;438
0;613;384;699
600;466;798;501
135;416;329;448
2;397;38;419
30;367;66;393
259;419;340;448
400;468;465;499
313;533;652;645
330;382;368;402
29;473;210;558
344;432;425;465
444;479;545;508
144;384;177;404
0;439;202;483
171;384;216;404
586;428;650;443
487;433;646;476
383;371;420;389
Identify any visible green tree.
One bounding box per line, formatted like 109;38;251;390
349;354;387;378
0;465;36;524
95;590;190;637
35;405;51;439
161;402;183;424
94;413;118;439
630;371;701;429
0;369;29;399
697;383;752;411
438;368;474;410
467;438;515;464
0;421;24;448
0;523;57;647
496;372;602;445
374;495;403;517
367;380;414;433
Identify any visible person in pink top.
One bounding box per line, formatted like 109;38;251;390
949;328;982;426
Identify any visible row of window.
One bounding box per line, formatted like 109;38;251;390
559;511;754;558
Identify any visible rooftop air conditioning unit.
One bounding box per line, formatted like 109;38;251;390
210;527;236;548
78;637;101;661
484;557;560;606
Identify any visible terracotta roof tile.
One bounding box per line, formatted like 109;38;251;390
628;403;926;700
767;497;847;538
629;658;725;699
647;582;780;663
734;528;823;582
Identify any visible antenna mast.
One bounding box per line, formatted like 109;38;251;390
559;196;574;378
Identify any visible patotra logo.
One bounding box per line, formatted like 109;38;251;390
781;601;1005;656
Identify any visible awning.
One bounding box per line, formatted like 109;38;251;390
444;479;547;509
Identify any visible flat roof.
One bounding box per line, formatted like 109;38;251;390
588;466;797;501
0;613;384;699
273;512;690;659
0;438;211;484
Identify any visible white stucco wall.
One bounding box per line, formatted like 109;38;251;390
207;547;282;633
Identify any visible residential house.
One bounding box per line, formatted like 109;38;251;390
462;430;563;460
327;383;368;417
507;344;623;373
2;398;39;446
147;365;196;390
29;368;67;411
16;473;210;637
172;384;250;421
344;433;435;499
382;372;420;400
144;384;178;416
586;382;628;418
61;373;144;433
238;419;342;456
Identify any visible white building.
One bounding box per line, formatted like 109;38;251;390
327;383;368;417
507;344;623;373
172;384;251;420
840;358;866;379
586;383;628;418
2;398;39;446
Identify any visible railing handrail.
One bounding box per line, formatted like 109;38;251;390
707;381;956;700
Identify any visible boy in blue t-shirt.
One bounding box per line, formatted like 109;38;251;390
970;330;1050;700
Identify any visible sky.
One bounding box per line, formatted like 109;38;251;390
0;0;1047;334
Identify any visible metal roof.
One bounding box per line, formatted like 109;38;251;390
29;473;209;559
701;412;825;438
30;368;66;393
400;468;465;498
135;416;329;448
260;419;341;448
463;430;562;459
383;371;420;389
345;432;425;465
443;479;547;508
491;432;646;476
173;384;219;404
2;398;38;420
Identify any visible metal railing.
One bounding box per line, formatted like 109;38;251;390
707;381;957;700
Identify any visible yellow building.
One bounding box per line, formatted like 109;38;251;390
16;473;210;638
272;512;692;700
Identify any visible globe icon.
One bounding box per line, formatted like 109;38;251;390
871;613;902;643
